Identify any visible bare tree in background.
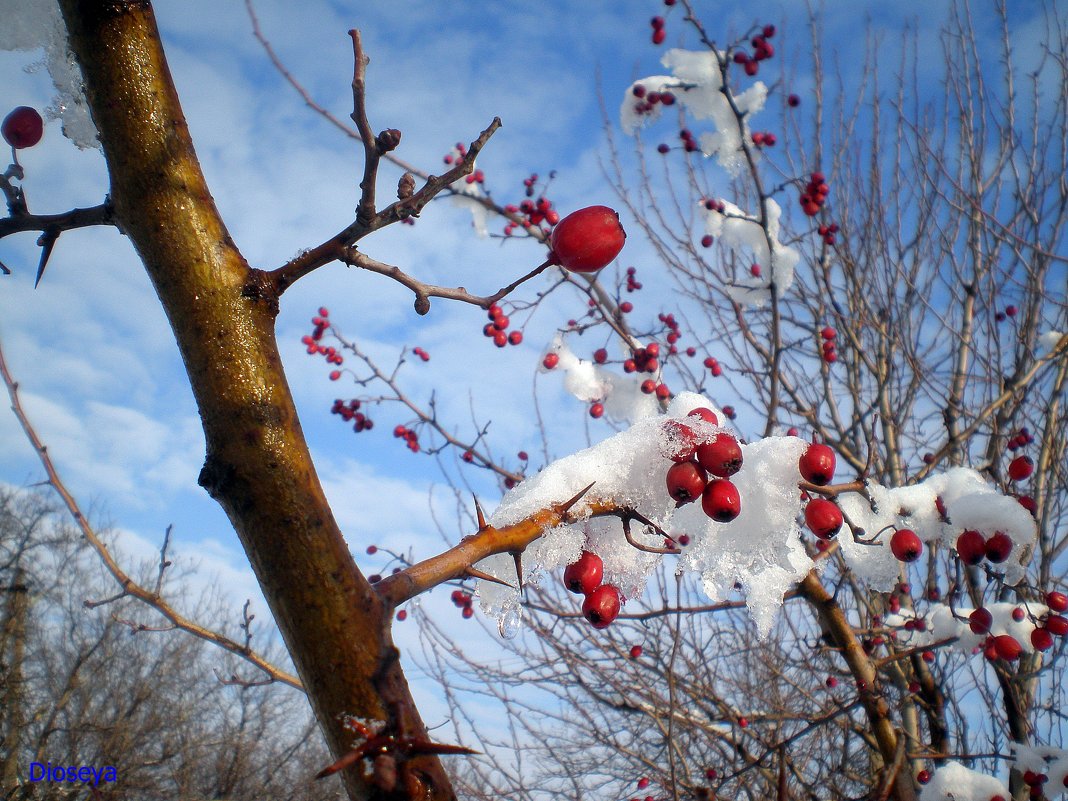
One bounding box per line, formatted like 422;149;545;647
0;487;330;800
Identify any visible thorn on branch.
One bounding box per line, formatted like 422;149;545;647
34;228;58;288
462;566;513;589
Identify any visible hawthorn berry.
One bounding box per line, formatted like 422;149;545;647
543;353;560;369
2;106;44;149
702;479;741;522
1008;455;1034;481
549;206;626;273
563;551;603;595
955;529;986;565
583;584;622;628
804;498;843;539
992;634;1022;661
890;529;922;562
799;443;836;485
1047;591;1068;613
688;407;720;425
695;433;743;477
968;607;993;634
1032;628;1054;651
984;531;1013;563
629;645;643;659
1045;614;1068;637
666;460;707;506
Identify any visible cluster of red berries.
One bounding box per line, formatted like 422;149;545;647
816;222;839;246
650;15;667;45
799;172;830;217
563;551;623;628
955;528;1014;566
658;128;701;155
641;378;671;399
302;309;346;378
482;304;523;348
703;356;723;377
625;266;642;292
2;106;44;150
331;398;374;433
629;84;677;118
503;189;560;235
662;407;743;522
703;197;728;214
750;130;777;147
392;424;422;453
623;342;662;374
659;312;684;353
449;589;476;620
1021;769;1051;797
819;325;837;364
731;25;776;76
995;304;1019;323
1007;426;1033;451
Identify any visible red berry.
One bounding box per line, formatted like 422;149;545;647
637;777;650;790
582;584;622;628
641;379;656;394
820;326;836;340
629;645;643;659
787;94;800;107
661;419;699;462
890;529;922;562
461;606;474;619
1012;606;1026;622
955;529;986;565
329;370;341;381
702;479;741;522
1032;628;1054;651
992;634;1022;661
543;353;560;369
700;234;714;247
508;331;523;345
2;106;44;149
1047;591;1068;613
589;402;604;419
549;206;626;272
804;498;843;539
1045;614;1068;636
1008;455;1034;481
688;407;720;425
563;551;604;595
593;348;608;364
396;609;408;622
968;607;993;634
651;28;667;45
799;443;836;485
695;433;743;477
985;531;1013;563
666;461;707;506
917;769;931;785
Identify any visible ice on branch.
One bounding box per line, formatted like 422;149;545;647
540;335;659;421
620;49;767;176
0;0;99;149
702;199;799;305
1013;744;1068;795
917;762;1008;801
890;602;1048;656
475;395;1036;639
1040;330;1065;352
838;467;1035;590
450;183;489;238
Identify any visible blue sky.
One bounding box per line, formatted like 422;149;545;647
0;0;1055;728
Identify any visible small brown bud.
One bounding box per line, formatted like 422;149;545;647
398;172;415;200
376;128;402;152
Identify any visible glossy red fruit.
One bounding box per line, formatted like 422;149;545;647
890;529;923;562
702;479;741;522
549;205;626;273
1008;455;1034;481
1031;628;1054;651
563;551;603;595
1047;591;1068;613
804;498;843;539
916;770;931;785
955;529;986;565
1045;614;1068;636
582;584;622;628
992;634;1022;661
2;106;44;149
968;607;993;634
799;443;836;485
687;407;720;425
661;419;699;462
590;402;605;419
695;433;743;477
985;531;1013;563
629;645;643;659
666;461;707;505
543;353;560;369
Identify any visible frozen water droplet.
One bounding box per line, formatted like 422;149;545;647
498;606;522;639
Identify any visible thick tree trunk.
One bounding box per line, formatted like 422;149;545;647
57;2;454;799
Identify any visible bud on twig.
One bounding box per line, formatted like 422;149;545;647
398;172;415;200
376;128;402;152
